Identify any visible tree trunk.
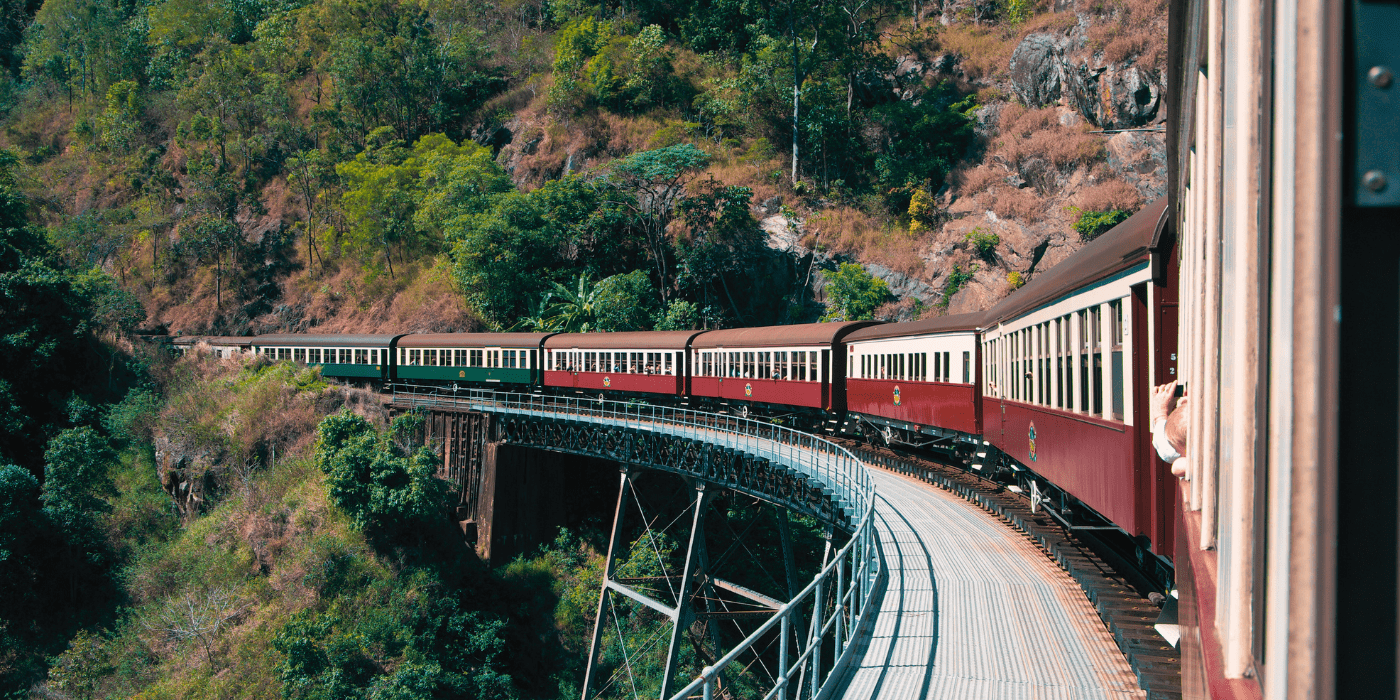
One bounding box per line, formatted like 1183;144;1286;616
790;2;800;184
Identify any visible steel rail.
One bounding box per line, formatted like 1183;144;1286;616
388;385;882;700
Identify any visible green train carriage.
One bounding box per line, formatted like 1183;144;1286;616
393;333;556;387
251;334;403;382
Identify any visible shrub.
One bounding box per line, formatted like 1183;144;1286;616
965;228;1000;261
940;264;978;308
1007;271;1026;289
908;187;938;235
1071;207;1132;240
821;263;891;322
654;299;700;330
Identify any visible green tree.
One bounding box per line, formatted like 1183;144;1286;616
547;17;611;112
103;386;162;445
314;409;446;542
820;262;888;321
871;85;977;211
0;464;44;627
23;0;146;103
447;192;559;327
654;299;700;330
41;427;116;607
593;270;658;331
336;128;418;277
610;144;711;302
675;178;760;321
0;151;111;470
340;131;509;277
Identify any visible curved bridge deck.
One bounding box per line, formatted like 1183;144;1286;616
836;468;1145;700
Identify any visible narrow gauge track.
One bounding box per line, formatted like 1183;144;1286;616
840;442;1181;700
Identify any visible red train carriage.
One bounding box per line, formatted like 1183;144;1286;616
689;322;878;414
844;313;985;437
543;331;702;396
979;198;1175;553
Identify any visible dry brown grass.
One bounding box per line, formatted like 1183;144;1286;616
983;186;1045;223
1084;0;1168;71
804;207;925;277
953;164;1006;196
937;26;1018;80
929;8;1078;80
1072;179;1142;212
994;104;1106;171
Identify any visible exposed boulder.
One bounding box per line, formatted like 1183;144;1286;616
1105;64;1162;127
865;264;940;304
1009;33;1069;108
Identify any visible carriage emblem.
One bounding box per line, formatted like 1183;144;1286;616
1028;422;1038;462
745;383;753;397
893;385;901;405
459;370;465;378
604;376;611;387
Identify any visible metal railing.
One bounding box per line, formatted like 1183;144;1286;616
389;385;882;700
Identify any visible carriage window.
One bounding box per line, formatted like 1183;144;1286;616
292;348;305;363
452;349;464;366
469;349;481;367
665;352;673;375
506;350;517;368
422;349;434;366
962;351;970;384
1088;307;1103;415
309;348;322;364
1110;299;1124;420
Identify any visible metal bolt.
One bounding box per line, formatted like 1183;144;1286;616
1363;170;1389;193
1370;65;1394;89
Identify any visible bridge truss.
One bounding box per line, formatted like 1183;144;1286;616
390;386;882;700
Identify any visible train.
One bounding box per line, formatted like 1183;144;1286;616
175;196;1179;592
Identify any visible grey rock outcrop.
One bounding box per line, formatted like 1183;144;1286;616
1009;33;1070;108
866;264;940;304
1009;31;1164;129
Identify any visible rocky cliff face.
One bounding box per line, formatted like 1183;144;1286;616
848;2;1168;316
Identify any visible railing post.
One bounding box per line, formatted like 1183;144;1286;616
778;610;791;700
836;548;846;656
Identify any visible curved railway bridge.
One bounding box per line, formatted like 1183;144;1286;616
389;388;1144;700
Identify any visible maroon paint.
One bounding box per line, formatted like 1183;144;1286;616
1153;228;1182;558
987;398;1140;533
846;379;979;434
543;371;683;396
689;376;829;410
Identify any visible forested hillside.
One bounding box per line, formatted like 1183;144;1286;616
0;0;1165;333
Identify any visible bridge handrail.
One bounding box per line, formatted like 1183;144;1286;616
388;385;881;700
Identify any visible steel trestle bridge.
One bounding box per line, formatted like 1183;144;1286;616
390;387;1143;700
